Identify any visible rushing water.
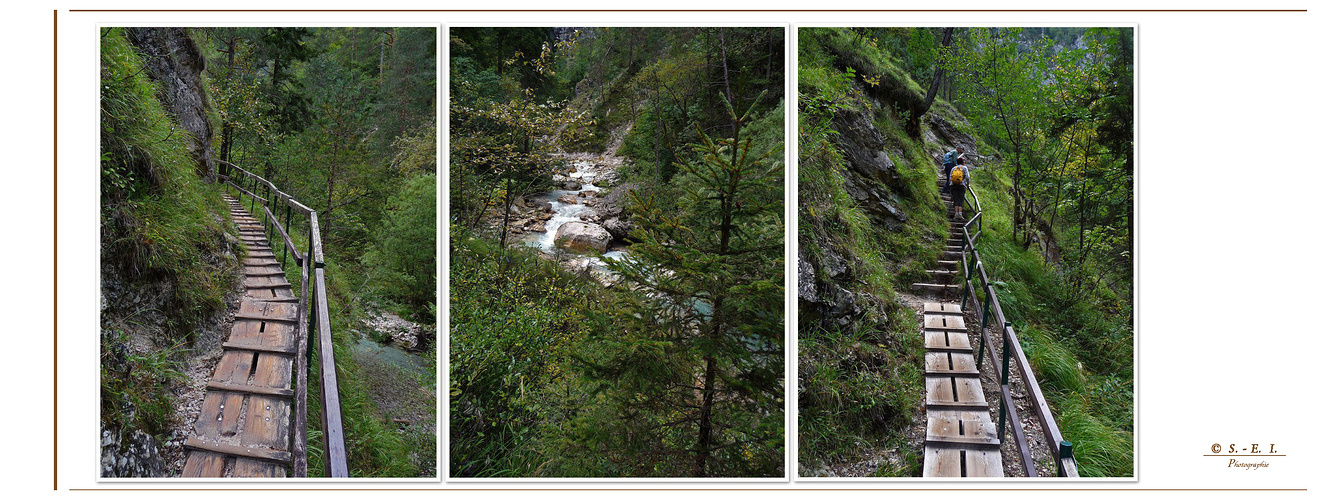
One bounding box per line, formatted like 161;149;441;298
522;159;628;269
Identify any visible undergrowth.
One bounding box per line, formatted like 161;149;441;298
965;165;1134;477
99;27;237;445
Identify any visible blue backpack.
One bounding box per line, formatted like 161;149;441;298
944;151;956;166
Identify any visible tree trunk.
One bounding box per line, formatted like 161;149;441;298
915;27;955;118
718;30;735;134
693;344;718;477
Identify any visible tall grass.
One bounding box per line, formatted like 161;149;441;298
100;28;238;442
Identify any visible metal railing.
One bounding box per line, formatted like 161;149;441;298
217;161;350;477
956;185;1080;477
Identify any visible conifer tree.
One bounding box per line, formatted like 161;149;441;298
581;92;784;477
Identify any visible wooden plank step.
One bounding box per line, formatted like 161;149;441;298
925;330;972;350
222;341;298;355
924;302;962;314
923;447;1005;477
928;410;998;443
244;282;290;290
249;295;300;304
923;446;961;477
936;260;960;268
183;437;291;464
206;381;295;398
926;401;990;411
913;283;961;292
925;345;974;354
181;451;227;477
924;369;981;377
926;352;978;372
925;436;1003;449
244;270;287;277
924;314;968;330
925;269;957;277
233;312;298;323
927;377;988;405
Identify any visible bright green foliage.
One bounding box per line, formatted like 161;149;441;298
295;257;426;477
449;27;784;478
797;312;923;474
448;229;603;477
100;330;188;438
105;26;441;477
963;170;1134;477
363;174;437;320
796;28;948;474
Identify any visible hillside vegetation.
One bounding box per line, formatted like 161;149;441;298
449;27;785;477
798;27;1132;477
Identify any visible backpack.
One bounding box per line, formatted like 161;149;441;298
944;151;956;165
950;167;964;185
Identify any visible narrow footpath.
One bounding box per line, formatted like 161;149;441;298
181;196;300;477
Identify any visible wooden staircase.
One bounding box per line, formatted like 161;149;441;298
181;196;301;477
919;192;1004;477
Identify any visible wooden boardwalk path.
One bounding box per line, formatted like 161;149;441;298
915;193;1004;477
181;196;300;477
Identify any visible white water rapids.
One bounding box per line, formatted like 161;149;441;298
522;159;628;269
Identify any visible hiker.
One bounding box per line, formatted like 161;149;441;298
949;155;970;221
941;145;964;192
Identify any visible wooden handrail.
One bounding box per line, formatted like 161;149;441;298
958;184;1079;477
219;161;349;477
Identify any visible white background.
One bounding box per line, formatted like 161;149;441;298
5;0;1341;498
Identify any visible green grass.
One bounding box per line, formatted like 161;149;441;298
101;27;238;334
798;308;923;474
448;225;603;477
99;329;189;438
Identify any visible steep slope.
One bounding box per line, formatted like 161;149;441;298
100;27;239;476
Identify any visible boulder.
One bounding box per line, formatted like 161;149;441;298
555;222;612;254
558;194;578;204
602;218;632;241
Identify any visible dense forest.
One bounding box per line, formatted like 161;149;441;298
449;27;785;477
100;26;437;477
797;27;1133;476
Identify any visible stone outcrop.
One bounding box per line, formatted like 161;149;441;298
124;28;214;177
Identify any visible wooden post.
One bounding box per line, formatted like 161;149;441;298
998;321;1012;441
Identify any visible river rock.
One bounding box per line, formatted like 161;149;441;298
558;194;578;204
561;180;583;190
602;218;632;241
555;222;612;253
579;190;599;198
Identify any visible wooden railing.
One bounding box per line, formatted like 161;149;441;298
217;161;350;477
957;185;1079;477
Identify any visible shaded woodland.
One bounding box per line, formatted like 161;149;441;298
449;27;785;477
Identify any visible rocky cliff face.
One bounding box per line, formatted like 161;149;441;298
799;105;910;330
125;27;215;176
799;98;978;331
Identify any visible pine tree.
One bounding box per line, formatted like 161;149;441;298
582;92;784;477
